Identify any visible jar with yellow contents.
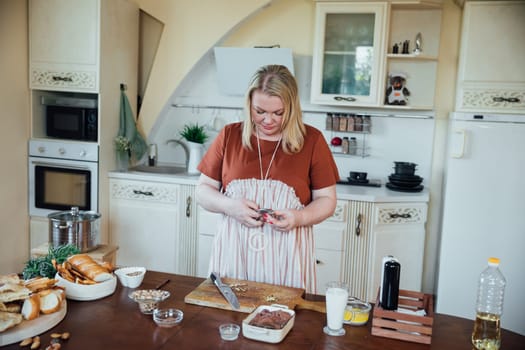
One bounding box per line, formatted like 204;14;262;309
343;298;372;326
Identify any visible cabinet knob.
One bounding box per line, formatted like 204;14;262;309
186;196;192;217
355;213;362;236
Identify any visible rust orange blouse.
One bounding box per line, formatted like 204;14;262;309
198;122;340;205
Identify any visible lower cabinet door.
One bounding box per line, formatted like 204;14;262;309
367;202;428;301
314;249;343;295
196;207;221;278
110;179;180;273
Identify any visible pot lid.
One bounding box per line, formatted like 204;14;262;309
48;206;101;221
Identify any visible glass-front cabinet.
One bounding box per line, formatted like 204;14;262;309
311;2;387;107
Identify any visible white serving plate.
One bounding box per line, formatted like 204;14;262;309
55;273;116;301
0;300;67;346
242;305;295;344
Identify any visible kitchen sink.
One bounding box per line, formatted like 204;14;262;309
128;164;186;175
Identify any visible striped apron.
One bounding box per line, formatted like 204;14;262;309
207;178;317;294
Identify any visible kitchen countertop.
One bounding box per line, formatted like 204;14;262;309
109;169;429;203
3;271;523;350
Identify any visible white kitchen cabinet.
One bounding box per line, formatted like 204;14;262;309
29;0;99;92
385;4;442;109
310;2;388;107
313;200;348;295
455;1;525;113
196;207;221;278
367;202;427;302
311;1;443;109
341;200;374;300
28;0;139;246
109;178;180;274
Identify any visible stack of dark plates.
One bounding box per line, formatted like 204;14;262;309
386;162;424;192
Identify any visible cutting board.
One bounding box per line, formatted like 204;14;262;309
0;300;67;346
184;278;325;314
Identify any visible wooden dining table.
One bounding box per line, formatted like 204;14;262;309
3;271;524;349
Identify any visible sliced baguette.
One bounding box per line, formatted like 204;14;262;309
21;294;40;320
52;288;65;303
39;291;61;315
68;254;113;282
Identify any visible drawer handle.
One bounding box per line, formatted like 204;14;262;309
493;96;520;103
334;96;356;102
316;259;322;265
133;190;153;196
355;213;362;236
186;196;192;218
52;75;73;82
389;213;411;219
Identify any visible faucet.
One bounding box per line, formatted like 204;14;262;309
166;139;190;166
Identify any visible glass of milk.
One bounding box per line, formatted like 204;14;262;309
323;281;350;336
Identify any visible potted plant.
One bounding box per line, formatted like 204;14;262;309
179;123;208;144
179;123;208;174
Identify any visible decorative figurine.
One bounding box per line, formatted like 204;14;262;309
413;32;422;55
402;40;410;54
392;43;399;54
385;73;410;106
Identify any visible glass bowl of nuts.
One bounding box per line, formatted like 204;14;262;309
128;289;170;314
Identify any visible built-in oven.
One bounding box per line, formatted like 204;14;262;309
29;138;99;217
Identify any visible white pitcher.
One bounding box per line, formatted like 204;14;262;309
187;141;204;175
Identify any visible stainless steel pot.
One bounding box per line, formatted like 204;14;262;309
48;206;101;252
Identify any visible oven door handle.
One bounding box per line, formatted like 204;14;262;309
31;161;93;171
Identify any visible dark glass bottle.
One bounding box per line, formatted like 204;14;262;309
380;257;401;310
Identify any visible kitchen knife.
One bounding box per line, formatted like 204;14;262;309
210;272;240;310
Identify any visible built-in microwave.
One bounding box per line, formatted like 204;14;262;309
42;95;98;142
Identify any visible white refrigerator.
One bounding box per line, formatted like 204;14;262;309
436;112;525;336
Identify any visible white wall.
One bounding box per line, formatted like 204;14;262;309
0;0;31;274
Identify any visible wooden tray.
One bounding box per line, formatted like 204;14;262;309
0;300;67;346
371;289;434;344
184;277;325;314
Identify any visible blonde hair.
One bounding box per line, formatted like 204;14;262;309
242;65;306;154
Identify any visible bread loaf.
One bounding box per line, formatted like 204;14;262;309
67;254;113;282
39;291;61;315
21;294;40;321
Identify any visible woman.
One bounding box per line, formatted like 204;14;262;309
196;65;339;293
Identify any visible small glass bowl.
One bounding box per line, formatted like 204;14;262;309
219;323;240;341
343;298;372;326
153;308;183;328
128;289;170;314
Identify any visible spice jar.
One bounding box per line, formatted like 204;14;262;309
332;114;340;131
325;113;333;130
354;115;363;132
342;137;350;154
362;116;371;133
349;137;357;155
346;114;355;132
339;114;348;132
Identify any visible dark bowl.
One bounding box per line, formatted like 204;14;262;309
389;174;423;182
349;171;367;181
388;178;422;188
393;162;418;176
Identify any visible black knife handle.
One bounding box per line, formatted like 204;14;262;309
210;272;219;285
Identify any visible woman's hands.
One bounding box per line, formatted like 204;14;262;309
225;198;263;228
266;209;301;232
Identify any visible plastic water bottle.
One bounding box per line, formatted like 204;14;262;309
471;257;506;350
